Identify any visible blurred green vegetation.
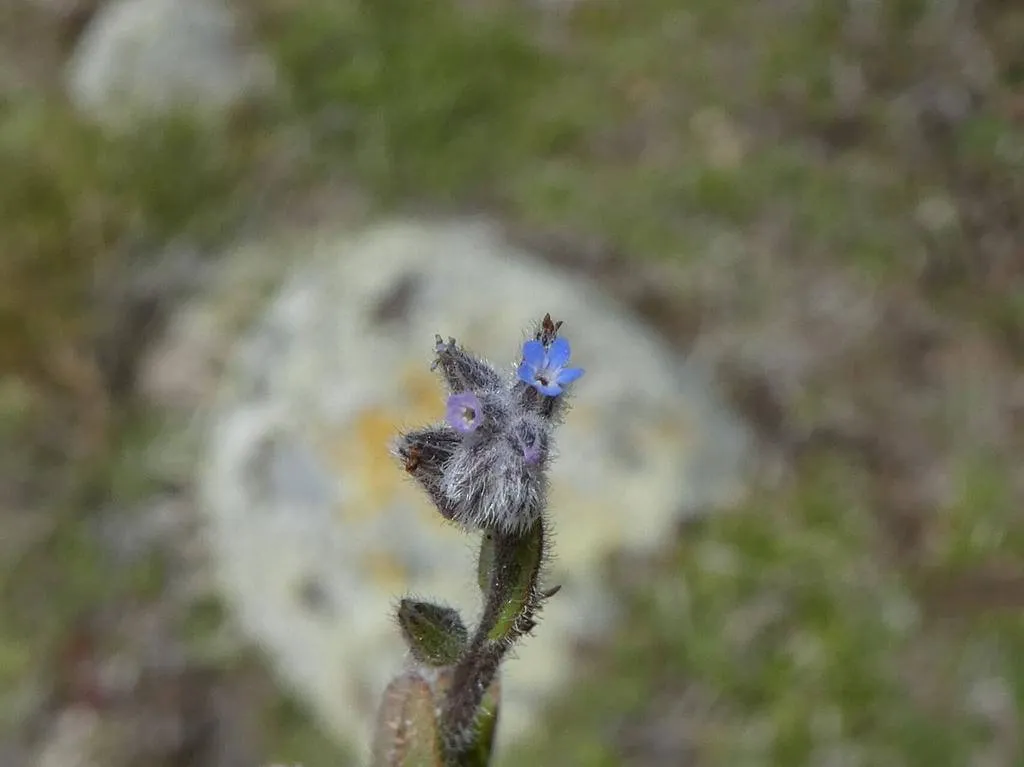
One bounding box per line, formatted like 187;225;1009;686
0;94;261;464
509;453;1024;766
1;0;1022;764
263;0;560;199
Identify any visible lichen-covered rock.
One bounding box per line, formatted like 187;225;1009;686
197;219;751;758
64;0;275;128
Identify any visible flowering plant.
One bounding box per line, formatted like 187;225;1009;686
371;314;584;766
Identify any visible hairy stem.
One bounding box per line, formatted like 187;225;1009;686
440;519;549;761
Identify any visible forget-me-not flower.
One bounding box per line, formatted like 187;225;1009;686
446;391;483;433
517;337;584;397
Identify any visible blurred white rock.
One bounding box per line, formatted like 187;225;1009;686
33;708;102;767
197;218;751;759
65;0;275;128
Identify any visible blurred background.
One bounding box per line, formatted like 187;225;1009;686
2;0;1023;765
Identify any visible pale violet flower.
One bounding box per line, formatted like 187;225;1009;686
445;391;483;433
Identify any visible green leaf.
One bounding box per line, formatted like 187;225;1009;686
482;519;546;645
397;599;469;667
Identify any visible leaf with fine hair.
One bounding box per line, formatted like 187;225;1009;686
371;670;443;767
481;518;547;646
397;599;469;667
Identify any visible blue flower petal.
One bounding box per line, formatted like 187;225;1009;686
534;380;563;397
521;339;546;369
556;367;585;386
516;360;535;385
546;337;572;369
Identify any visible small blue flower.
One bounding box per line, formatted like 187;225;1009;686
446;391;483;433
516;337;584;397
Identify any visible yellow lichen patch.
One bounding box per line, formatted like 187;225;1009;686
319;367;453;527
360;550;409;591
325;407;407;520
